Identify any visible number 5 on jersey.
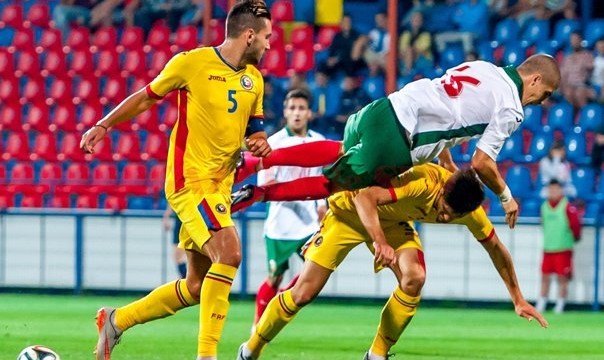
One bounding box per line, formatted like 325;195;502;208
228;90;238;113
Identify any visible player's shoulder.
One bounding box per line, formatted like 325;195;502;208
170;47;214;65
308;129;326;140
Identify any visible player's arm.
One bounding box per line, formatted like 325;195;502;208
480;232;548;328
80;88;159;154
437;148;459;173
353;186;397;267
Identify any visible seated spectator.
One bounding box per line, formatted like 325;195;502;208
262;78;285;136
560;32;596;109
179;0;205;27
591;39;604;102
399;11;433;76
360;12;390;74
123;0;190;35
591;122;604;179
332;75;371;134
321;14;365;76
434;0;489;53
288;73;310;93
309;70;340;132
53;0;122;37
539;141;576;199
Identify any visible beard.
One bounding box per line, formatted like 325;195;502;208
243;46;263;65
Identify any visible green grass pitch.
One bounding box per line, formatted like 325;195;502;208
1;293;603;359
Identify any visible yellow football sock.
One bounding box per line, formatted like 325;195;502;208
370;287;420;357
115;279;197;331
248;289;301;358
198;263;238;357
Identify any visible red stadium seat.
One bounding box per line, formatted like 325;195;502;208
0;194;13;208
41;50;67;78
132;106;160;133
25;4;50;28
75;194;99;208
10;28;35;52
57;132;86;162
38;162;63;186
158;103;178;131
270;25;285;50
288;24;314;50
14;51;40;78
0;163;5;186
289;47;314;74
23;103;50;132
30;132;58;161
46;76;72;106
36;28;63;53
0;4;23;28
20;193;43;208
48;194;71;208
208;19;225;46
76;103;103;132
261;48;287;77
315;25;339;51
149;163;165;193
2;132;30;161
72;76;99;105
64;26;90;51
49;103;77;132
67;50;94;77
87;137;114;162
172;25;198;51
94;49;120;77
121;49;147;78
271;0;294;22
0;104;22;132
20;76;45;105
113;133;141;161
117;163;149;195
0;49;14;78
104;195;127;211
0;77;19;105
129;77;149;94
145;23;171;52
90;163;119;195
6;162;45;194
141;132;168;161
118;27;144;52
91;27;118;52
100;76;127;107
148;48;172;78
56;163;90;194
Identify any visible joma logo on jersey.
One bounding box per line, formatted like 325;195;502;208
208;75;226;82
240;75;253;90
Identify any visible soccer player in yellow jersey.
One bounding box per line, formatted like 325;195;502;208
80;1;273;359
237;164;547;360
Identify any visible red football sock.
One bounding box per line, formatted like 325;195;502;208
255;280;279;323
279;274;300;292
234;152;260;184
262;140;342;169
263;176;332;202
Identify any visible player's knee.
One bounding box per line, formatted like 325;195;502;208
400;272;425;295
291;288;319;307
185;277;202;299
217;252;242;268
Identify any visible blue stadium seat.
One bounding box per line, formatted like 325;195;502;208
571;167;595;201
502;44;526;66
362;75;385;100
533;40;556;57
494;18;519;45
506;165;533;199
524;130;553;162
546;102;574;131
520;198;541;217
578;103;603;132
127;196;155;210
439;45;465;70
461;138;479;162
521;20;550;46
498;132;523;162
583;201;600;222
565;132;590;165
476;41;495;62
489;200;506;217
449;144;464;163
585;19;604;47
553;19;581;46
0;27;15;47
521;105;543;133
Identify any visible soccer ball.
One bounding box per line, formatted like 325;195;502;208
17;345;60;360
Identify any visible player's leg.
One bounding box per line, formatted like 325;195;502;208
554;251;573;314
234;140;344;183
173;217;187;278
536;254;552;312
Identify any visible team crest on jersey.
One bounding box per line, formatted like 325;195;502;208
314;236;323;247
240;75;253;90
215;204;227;214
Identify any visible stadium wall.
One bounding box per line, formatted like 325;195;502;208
0;210;602;309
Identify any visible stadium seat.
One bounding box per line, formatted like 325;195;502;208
104;194;127;211
118;163;148;195
505;165;533;199
524;130;553;162
553;19;581;47
11;28;36;52
94;49;120;77
129;77;149;94
148;49;172;78
91;26;117;51
546;102;574;131
121;50;147;78
0;4;23;29
49;103;77;133
362;75;386;100
520;20;549;46
25;3;50;28
461;138;479;162
72;76;99;106
288;24;314;50
0;27;15;47
521;105;543;133
0;193;13;208
36;28;62;52
48;193;71;208
145;23;171;52
571;167;595;200
261;48;288;77
141;133;168;161
19;193;43;208
271;0;294;22
127;195;155;209
494;18;519;45
476;41;495;63
289;47;314;74
2;132;30;161
583;201;600;222
75;194;99;209
498;132;523;162
269;24;285;50
158;103;178;131
76;103;103;132
118;26;144;52
20;76;45;105
100;76;127;107
30;132;57;161
520;198;541;217
90;163;119;195
56;163;90;194
132;106;160;133
208;19;226;46
172;25;198;51
585;19;604;48
67;50;94;77
6;162;36;194
578;103;602;132
38;162;62;187
113;133;141;161
14;51;40;78
0;104;22;132
41;50;67;78
0;49;14;78
502;44;526;66
23;103;50;132
0;163;6;186
149;163;165;193
86;137;114;162
65;26;91;51
533;40;556;57
315;25;339;51
565;132;589;166
46;76;72;106
439;46;464;70
56;133;85;162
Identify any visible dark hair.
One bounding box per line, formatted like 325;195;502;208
226;0;271;38
443;168;485;214
548;179;562;186
283;88;312;107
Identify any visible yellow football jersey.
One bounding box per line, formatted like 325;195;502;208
146;47;264;196
328;163;494;241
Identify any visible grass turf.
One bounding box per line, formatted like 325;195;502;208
0;293;603;359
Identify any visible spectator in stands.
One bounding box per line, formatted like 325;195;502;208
179;0;205;27
288;73;310;93
122;0;190;35
162;207;187;279
321;14;365;76
398;11;433;76
309;70;339;132
591;39;604;102
360;12;390;74
590;122;604;179
560;32;596;109
535;179;581;314
53;0;122;37
538;141;576;199
333;75;371;134
262;78;284;136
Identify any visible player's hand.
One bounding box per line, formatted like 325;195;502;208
80;125;107;154
515;299;548;328
246;137;272;157
373;240;396;267
502;197;519;229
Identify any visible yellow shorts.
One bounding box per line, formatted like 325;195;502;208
167;181;233;252
303;210;422;272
